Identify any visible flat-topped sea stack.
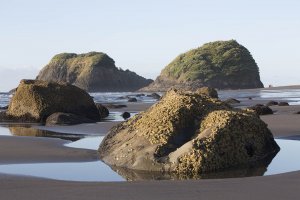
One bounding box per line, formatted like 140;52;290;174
37;52;153;92
4;79;101;122
99;89;279;178
141;40;264;91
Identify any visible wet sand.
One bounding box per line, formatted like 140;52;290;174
1;171;300;200
0;136;98;164
0;87;300;199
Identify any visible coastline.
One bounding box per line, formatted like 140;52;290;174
0;87;300;199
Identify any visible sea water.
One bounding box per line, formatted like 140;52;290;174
1;89;300;107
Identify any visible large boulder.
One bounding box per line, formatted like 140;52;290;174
6;80;100;122
36;52;153;92
99;89;279;177
140;40;264;91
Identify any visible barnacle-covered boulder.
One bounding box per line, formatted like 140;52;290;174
99;89;279;177
6;79;100;122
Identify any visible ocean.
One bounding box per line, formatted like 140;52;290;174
1;88;300;108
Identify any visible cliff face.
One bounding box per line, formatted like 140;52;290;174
141;40;264;91
36;52;152;92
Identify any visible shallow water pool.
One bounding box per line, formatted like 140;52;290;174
0;137;299;182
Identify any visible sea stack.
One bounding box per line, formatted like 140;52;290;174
36;52;153;92
141;40;264;91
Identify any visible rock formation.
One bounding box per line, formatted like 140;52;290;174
36;52;153;92
99;89;279;177
141;40;264;91
6;79;100;122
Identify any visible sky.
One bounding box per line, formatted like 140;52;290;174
0;0;299;91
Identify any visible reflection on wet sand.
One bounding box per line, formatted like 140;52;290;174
7;125;84;141
108;153;277;181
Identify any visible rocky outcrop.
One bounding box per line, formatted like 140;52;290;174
141;40;264;92
99;89;279;176
6;80;100;122
36;52;153;92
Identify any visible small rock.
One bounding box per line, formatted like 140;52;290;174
0;106;8;110
95;103;109;118
121;112;131;119
136;94;145;97
146;93;161;100
46;112;95;125
278;102;289;106
294;111;300;114
248;104;273;115
128;97;137;102
117;96;128;100
266;101;278;106
224;98;240;104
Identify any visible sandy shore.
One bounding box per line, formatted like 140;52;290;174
0;88;300;200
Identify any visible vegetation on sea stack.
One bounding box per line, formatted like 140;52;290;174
141;40;264;91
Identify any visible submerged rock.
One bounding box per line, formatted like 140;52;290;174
224;98;240;104
136;94;145;97
99;89;279;176
104;104;127;109
36;52;153;92
146;93;161;100
140;40;264;91
128;97;137;102
46;112;95;125
6;80;100;122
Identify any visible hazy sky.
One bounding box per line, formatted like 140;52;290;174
0;0;299;91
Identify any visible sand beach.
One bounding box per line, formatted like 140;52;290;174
0;86;300;199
